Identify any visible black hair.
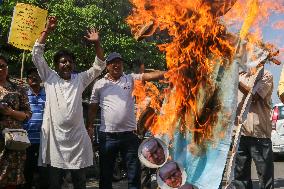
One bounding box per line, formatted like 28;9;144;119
53;49;76;65
134;59;144;68
26;66;38;76
0;54;8;64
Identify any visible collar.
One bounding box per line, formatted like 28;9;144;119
104;73;126;81
28;87;45;96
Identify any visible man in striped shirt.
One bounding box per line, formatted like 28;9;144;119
23;67;47;189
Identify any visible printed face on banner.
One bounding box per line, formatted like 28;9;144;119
8;3;48;51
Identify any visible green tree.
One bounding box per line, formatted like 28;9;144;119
0;0;165;76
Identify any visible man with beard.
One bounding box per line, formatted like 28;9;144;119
22;67;47;189
87;52;166;189
32;16;106;189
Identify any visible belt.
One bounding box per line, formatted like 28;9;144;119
102;131;136;136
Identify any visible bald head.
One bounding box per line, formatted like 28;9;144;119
142;138;165;165
159;162;182;188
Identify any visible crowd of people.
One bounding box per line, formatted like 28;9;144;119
0;15;282;189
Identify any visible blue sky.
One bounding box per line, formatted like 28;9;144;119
263;13;284;104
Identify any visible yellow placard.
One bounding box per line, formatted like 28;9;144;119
8;3;48;51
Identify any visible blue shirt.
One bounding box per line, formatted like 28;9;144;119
23;88;46;143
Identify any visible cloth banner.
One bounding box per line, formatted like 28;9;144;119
161;58;239;189
8;3;47;51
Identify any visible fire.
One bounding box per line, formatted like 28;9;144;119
128;0;284;152
133;80;161;120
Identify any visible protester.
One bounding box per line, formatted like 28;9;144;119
32;16;106;189
87;52;166;189
157;161;183;188
0;55;32;189
22;67;48;189
234;67;274;189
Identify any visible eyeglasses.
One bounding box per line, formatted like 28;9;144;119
0;64;8;70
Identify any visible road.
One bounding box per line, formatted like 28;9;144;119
85;156;284;189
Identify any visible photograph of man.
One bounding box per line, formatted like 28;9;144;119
157;161;187;189
138;137;168;168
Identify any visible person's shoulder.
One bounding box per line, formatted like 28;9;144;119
39;87;46;95
8;81;28;94
93;77;107;88
97;77;107;83
128;73;142;80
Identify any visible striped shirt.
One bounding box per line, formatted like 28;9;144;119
23;88;46;143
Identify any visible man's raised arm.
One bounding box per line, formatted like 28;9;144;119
32;16;57;81
81;28;106;87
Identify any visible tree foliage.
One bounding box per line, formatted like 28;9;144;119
0;0;166;76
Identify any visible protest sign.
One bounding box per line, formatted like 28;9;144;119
8;3;47;51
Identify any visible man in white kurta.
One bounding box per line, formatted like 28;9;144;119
32;16;106;189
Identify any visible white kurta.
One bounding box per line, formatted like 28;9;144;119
32;42;106;169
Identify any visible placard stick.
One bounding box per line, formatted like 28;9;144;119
20;51;26;82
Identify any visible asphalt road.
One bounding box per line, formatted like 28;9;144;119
85;155;284;189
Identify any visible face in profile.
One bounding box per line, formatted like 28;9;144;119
159;162;183;188
141;138;166;165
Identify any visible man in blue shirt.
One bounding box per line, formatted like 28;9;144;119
23;67;47;189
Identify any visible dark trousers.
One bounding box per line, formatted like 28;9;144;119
23;143;49;189
48;167;86;189
99;131;141;189
234;136;274;189
141;165;157;189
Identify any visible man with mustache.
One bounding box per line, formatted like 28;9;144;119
87;52;166;189
32;16;106;189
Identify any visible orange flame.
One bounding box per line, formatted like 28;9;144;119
133;80;161;120
128;0;284;152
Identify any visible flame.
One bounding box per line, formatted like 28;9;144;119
224;0;284;43
239;0;259;40
128;0;284;152
133;80;162;120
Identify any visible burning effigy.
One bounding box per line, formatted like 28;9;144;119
128;0;283;188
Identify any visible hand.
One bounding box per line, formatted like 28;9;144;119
0;103;12;115
84;28;100;42
45;16;57;32
87;127;94;140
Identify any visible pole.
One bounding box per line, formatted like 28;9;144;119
20;51;26;83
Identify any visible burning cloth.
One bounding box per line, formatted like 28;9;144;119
128;0;275;188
